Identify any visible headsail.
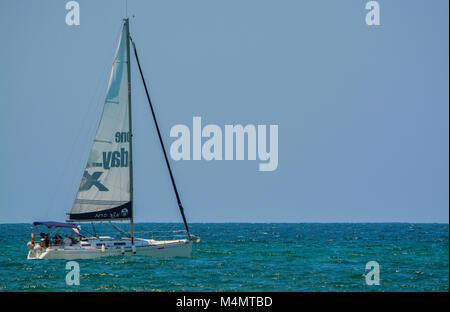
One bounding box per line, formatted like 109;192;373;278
68;21;132;222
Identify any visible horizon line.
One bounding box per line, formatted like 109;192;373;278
1;221;448;225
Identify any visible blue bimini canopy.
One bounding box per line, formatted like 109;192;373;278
33;221;78;229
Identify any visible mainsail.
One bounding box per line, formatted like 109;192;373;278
68;20;133;222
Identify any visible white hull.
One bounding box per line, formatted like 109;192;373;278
27;237;194;260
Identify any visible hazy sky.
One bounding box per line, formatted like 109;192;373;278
0;0;448;223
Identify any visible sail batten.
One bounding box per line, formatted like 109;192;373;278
68;21;132;222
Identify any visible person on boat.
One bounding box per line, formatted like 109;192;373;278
53;233;62;245
39;233;49;248
63;235;72;247
27;233;35;251
69;229;79;244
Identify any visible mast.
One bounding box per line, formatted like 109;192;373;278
124;18;134;244
129;36;191;238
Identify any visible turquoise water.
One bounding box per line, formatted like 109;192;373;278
0;223;448;292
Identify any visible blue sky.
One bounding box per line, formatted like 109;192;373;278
0;0;448;223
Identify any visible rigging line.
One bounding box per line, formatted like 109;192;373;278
80;227;94;237
50;22;124;221
129;35;191;238
47;47;107;219
110;221;129;236
91;223;98;237
66;22;125;222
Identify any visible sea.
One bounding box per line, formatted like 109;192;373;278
0;223;448;292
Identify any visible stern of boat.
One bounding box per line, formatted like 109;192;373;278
27;241;47;259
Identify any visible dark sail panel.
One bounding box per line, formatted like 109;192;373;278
68;202;132;221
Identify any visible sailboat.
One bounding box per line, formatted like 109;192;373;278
27;18;199;260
